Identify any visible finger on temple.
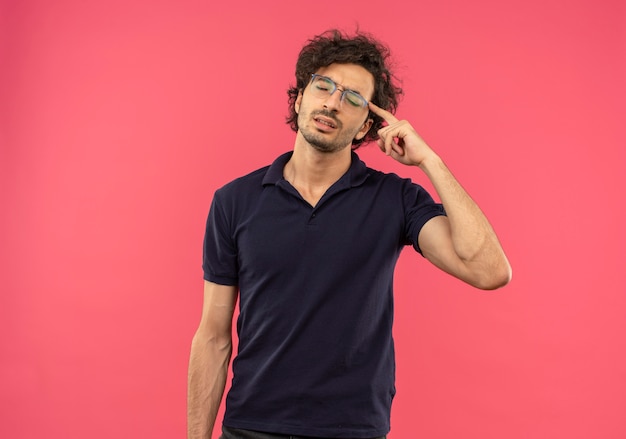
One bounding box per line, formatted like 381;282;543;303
369;102;399;124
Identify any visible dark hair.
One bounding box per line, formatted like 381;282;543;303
286;29;403;148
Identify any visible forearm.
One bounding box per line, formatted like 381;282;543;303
419;154;511;287
187;332;232;439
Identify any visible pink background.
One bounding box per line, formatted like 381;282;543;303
2;0;625;438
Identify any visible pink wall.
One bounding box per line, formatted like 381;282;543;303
1;0;625;438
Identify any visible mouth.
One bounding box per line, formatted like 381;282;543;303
313;115;338;130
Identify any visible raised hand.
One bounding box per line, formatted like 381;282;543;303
369;102;438;168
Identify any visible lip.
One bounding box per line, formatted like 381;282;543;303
313;115;338;131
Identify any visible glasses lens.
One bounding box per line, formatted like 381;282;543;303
343;90;366;108
312;76;335;95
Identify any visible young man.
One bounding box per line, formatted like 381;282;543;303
188;30;511;439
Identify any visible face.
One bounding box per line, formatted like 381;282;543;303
295;63;374;154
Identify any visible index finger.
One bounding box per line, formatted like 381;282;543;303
368;101;399;125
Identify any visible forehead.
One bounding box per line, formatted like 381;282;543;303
314;63;375;98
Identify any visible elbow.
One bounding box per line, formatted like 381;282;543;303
473;263;512;290
192;329;233;353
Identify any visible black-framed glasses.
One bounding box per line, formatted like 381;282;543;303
309;74;369;110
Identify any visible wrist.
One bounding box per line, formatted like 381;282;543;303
417;152;443;172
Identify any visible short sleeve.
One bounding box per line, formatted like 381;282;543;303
202;190;239;285
402;180;446;255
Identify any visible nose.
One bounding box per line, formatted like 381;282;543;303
323;88;343;111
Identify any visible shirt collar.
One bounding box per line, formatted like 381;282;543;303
262;150;369;188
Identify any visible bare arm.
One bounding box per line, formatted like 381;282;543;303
370;102;512;290
416;157;511;289
187;281;238;439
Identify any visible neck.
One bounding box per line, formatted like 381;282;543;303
283;134;353;206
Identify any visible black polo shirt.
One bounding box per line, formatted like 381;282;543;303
203;151;445;438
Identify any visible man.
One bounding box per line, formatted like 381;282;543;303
188;30;511;439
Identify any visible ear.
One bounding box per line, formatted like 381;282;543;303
354;117;374;141
295;90;303;114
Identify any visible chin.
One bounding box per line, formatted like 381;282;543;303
302;129;353;154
